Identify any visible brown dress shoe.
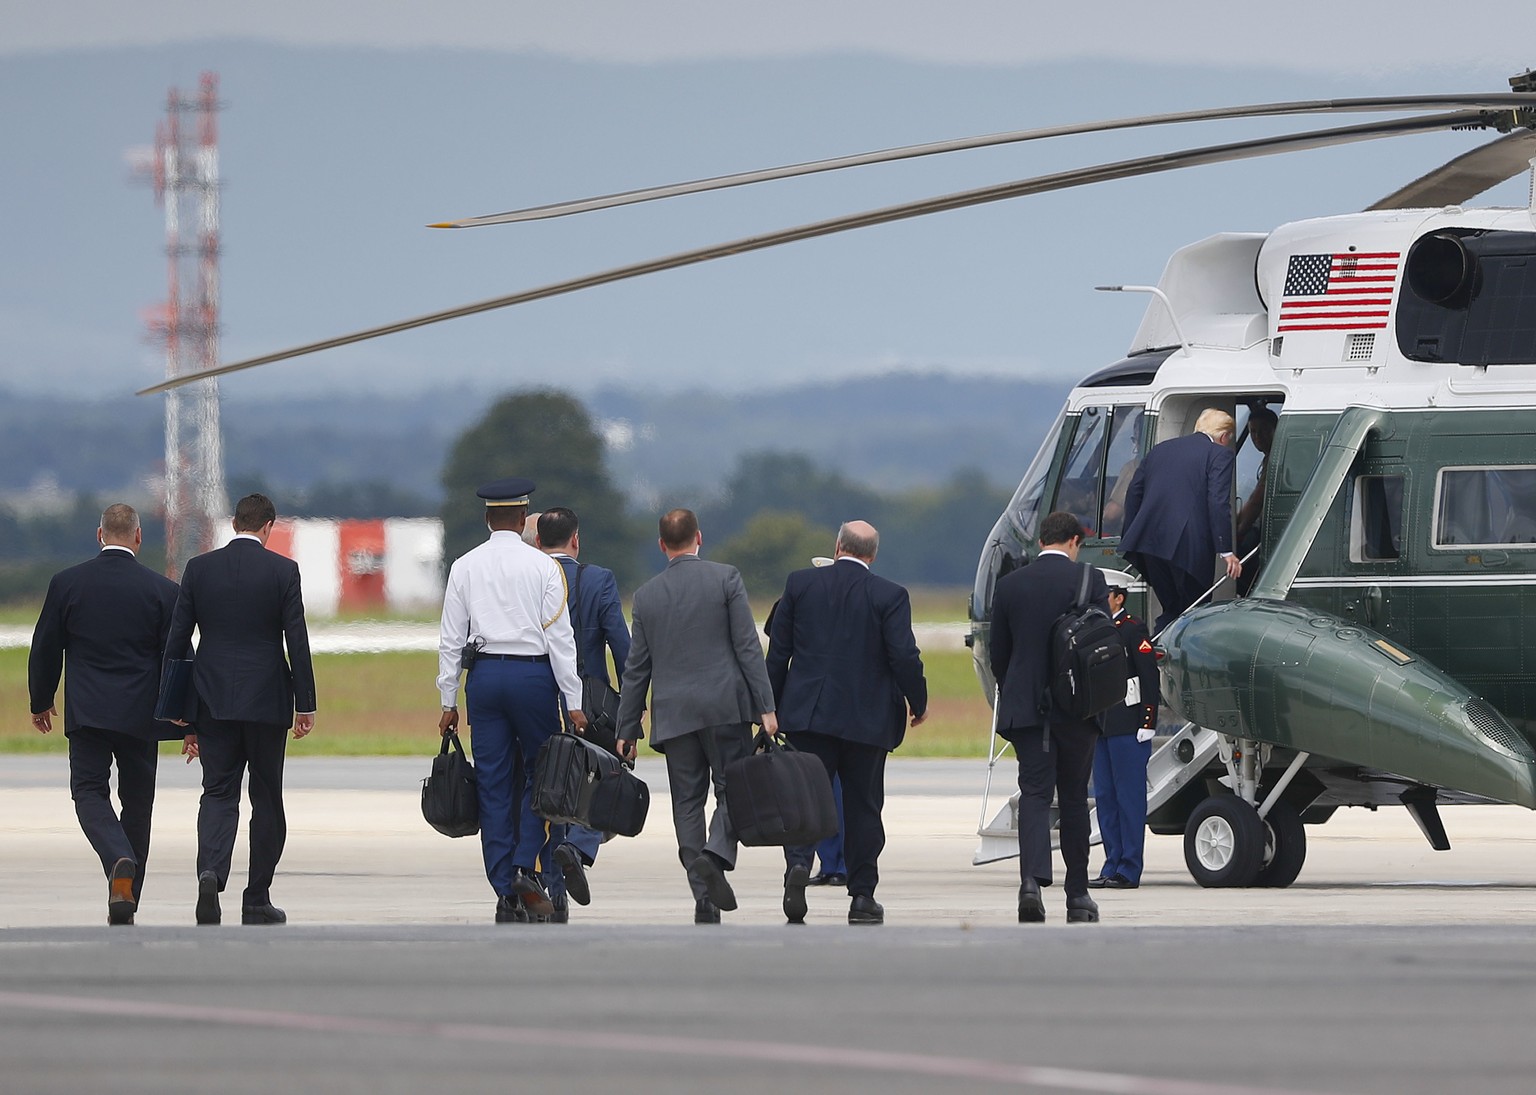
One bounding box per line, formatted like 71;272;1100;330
512;871;554;918
108;858;137;926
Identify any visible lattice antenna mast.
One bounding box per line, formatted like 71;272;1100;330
142;73;228;578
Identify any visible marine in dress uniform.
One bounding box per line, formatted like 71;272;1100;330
1088;586;1161;889
436;478;587;923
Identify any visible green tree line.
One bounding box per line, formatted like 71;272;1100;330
441;390;1011;596
0;388;1012;605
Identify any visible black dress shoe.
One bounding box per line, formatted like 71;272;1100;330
1018;879;1046;923
848;895;884;925
783;864;810;924
688;854;737;912
1066;893;1100;923
494;894;523;923
1086;875;1112;890
808;872;848;887
512;870;554;918
1103;875;1138;889
241;903;287;925
108;858;137;926
195;870;221;926
548;894;570;924
694;898;720;924
554;843;591;906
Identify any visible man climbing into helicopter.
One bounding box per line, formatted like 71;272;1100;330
1118;408;1242;635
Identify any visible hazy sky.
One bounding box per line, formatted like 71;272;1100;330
3;6;1533;401
8;0;1534;71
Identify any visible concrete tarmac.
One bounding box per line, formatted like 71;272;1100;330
4;754;1536;1093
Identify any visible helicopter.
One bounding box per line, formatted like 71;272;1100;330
141;72;1536;890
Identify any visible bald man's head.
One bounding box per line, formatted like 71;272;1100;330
836;520;879;562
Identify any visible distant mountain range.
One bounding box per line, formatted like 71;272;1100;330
0;370;1068;510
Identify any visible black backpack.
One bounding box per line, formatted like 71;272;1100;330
1047;564;1129;722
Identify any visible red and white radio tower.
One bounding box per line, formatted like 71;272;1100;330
140;72;228;579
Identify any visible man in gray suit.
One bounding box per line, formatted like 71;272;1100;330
616;508;778;923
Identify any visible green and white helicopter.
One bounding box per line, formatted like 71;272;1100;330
145;72;1536;889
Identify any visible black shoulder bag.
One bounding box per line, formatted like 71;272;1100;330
421;729;479;838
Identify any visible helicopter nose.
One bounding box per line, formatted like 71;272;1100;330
1157;599;1536;809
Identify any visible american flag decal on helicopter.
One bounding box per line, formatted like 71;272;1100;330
1276;251;1401;331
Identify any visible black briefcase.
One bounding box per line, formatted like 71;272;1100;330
532;730;622;825
154;658;198;723
723;731;839;847
421;730;479;838
584;766;649;838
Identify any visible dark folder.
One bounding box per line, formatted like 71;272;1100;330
154;658;197;723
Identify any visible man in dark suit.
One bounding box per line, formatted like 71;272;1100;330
28;503;186;925
989;510;1108;924
536;505;632;912
766;520;927;925
1088;585;1160;890
616;509;777;923
1119;408;1242;634
164;493;316;927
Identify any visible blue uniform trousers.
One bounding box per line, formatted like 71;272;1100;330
814;775;846;877
507;748;567;903
466;659;564;897
1092;733;1152;884
565;823;604;866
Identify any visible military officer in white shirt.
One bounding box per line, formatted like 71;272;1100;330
437;477;587;923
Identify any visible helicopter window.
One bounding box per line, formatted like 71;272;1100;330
1002;407;1065;544
1277;435;1325;493
1053;407;1110;536
1352;476;1404;562
1434;467;1536;548
1099;406;1146;537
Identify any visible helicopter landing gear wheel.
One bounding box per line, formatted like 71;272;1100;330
1184;794;1264;888
1254;799;1307;888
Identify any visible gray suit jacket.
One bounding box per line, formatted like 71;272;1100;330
616;554;774;747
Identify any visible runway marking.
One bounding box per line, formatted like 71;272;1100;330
0;989;1347;1095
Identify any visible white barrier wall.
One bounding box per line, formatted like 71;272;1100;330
383;518;445;612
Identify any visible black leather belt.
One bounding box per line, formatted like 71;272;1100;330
477;653;549;663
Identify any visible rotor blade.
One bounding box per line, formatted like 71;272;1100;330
141;110;1490;396
1369;127;1536;209
431;94;1536;228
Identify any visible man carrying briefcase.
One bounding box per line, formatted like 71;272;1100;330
535;507;632;909
615;509;778;924
765;521;927;925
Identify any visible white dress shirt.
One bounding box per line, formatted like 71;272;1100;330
436;530;581;710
